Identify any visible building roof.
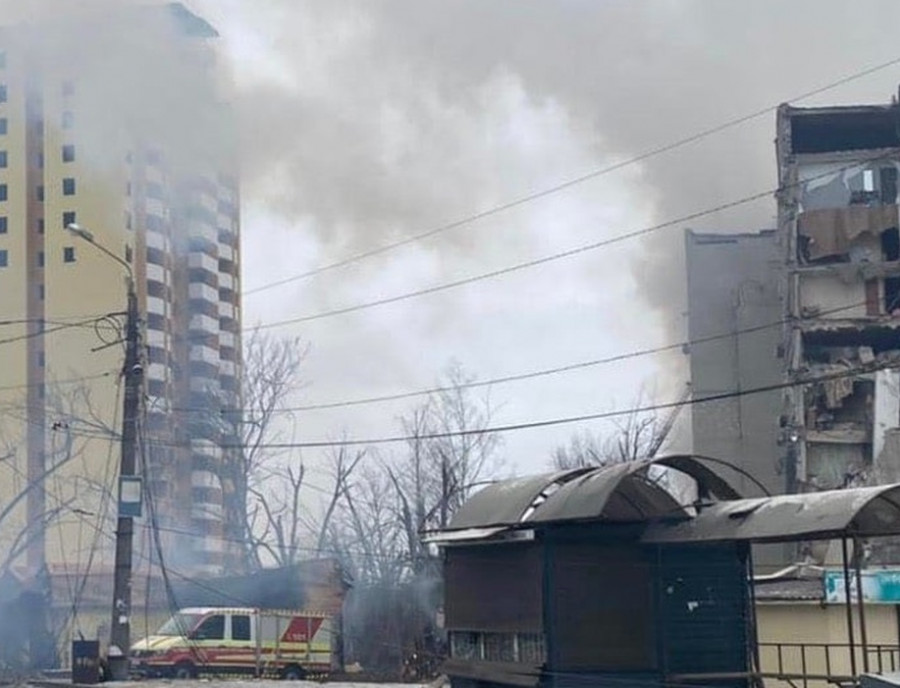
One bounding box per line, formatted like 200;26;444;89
781;102;900;154
448;469;592;531
643;484;900;545
434;457;900;547
435;456;742;540
754;578;823;602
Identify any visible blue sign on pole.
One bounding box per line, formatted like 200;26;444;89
118;476;143;518
824;569;900;603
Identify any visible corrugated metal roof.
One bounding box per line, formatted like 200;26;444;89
445;456;740;532
526;462;684;523
448;469;591;531
642;484;900;544
654;455;743;500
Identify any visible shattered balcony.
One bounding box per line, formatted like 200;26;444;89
804;412;871;491
798;350;900;489
800;317;900;350
794;150;900;317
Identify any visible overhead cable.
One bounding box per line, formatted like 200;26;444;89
243;54;900;297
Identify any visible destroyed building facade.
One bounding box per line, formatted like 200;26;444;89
777;100;900;493
686;95;900;519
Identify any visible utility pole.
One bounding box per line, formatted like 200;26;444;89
108;279;142;680
66;222;143;681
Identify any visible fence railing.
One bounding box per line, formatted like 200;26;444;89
759;642;900;687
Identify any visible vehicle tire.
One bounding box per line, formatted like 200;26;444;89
281;664;306;681
172;661;197;679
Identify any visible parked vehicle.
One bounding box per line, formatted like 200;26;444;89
130;607;335;679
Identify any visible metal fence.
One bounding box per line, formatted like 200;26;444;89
759;642;900;688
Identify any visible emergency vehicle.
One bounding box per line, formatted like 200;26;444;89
130;607;335;679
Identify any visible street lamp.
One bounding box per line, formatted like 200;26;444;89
66;223;133;278
66;222;142;680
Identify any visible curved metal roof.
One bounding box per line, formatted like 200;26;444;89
446;455;741;531
526;461;682;523
448;469;591;531
642;484;900;544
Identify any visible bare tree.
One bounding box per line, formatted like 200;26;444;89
0;380;119;671
316;445;367;554
551;389;664;470
324;362;501;581
0;382;115;576
218;328;307;571
246;463;307;568
320;362;501;675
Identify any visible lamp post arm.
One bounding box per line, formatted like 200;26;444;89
84;238;133;279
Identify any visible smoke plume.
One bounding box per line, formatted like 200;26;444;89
191;0;900;341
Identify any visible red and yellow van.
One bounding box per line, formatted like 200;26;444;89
130;607;334;679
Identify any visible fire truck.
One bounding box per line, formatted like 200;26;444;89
130;607;335;679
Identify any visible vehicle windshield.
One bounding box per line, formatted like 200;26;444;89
156;613;204;636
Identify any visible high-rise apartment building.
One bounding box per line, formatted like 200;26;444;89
0;3;241;580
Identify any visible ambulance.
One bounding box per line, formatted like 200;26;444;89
130;607;336;679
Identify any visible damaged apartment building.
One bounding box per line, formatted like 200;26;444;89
688;94;900;508
778;100;900;492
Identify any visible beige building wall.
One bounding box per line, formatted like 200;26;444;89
0;35;33;561
41;61;132;571
0;4;241;594
758;602;900;687
0;28;139;575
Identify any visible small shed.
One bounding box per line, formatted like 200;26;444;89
429;456;900;688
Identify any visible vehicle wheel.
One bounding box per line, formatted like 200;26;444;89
172;661;197;679
281;665;306;680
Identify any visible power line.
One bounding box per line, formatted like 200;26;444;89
70;358;898;451
128;515;413;565
175;299;868;416
243;53;900;298
221;360;893;449
0;369;117;393
0;315;113;347
248;149;897;332
0;315;116;327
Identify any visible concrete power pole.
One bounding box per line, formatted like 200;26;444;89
64;222;143;680
108;279;143;680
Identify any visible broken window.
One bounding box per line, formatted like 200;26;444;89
798;163;900;264
882;229;900;313
881;166;898;205
804;363;874;489
850;169;879;205
806;443;867;490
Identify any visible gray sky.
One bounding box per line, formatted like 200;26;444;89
179;0;900;482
